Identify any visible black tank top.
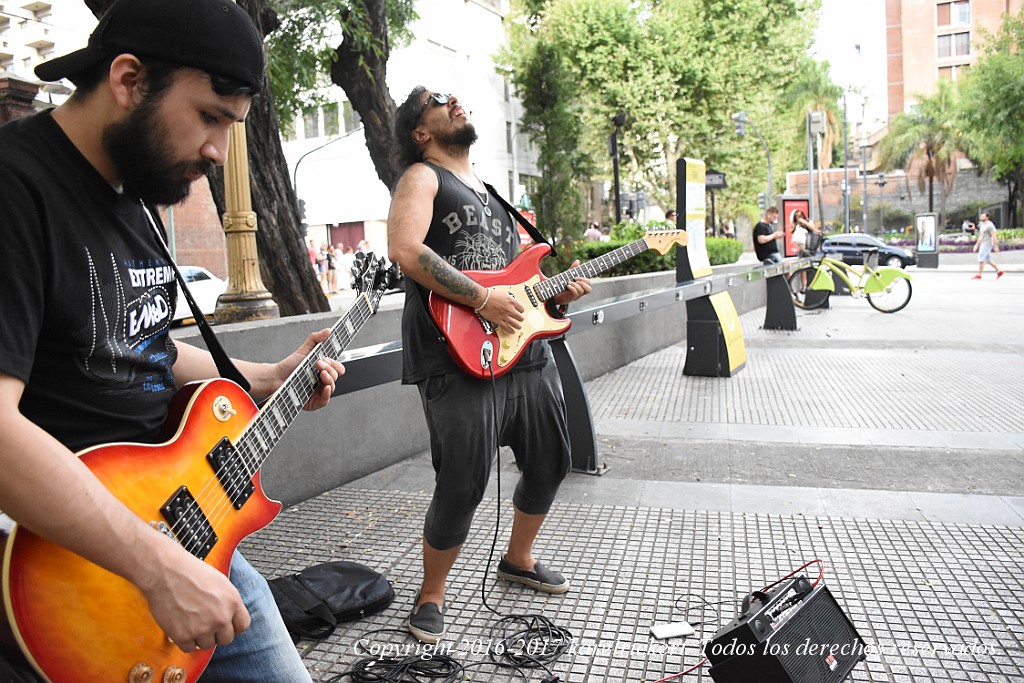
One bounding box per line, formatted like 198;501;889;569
399;162;549;383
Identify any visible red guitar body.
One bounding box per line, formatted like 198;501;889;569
0;380;275;683
428;243;569;380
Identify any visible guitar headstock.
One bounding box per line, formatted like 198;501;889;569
642;230;690;254
353;252;392;314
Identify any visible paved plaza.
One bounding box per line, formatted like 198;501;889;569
242;264;1024;682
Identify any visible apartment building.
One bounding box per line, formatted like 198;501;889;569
886;0;1024;115
0;0;95;102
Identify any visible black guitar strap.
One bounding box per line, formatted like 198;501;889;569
142;204;252;393
483;182;552;249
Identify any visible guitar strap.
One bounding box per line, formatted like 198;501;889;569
142;204;252;393
483;182;552;249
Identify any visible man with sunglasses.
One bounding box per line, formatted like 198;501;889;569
388;87;592;643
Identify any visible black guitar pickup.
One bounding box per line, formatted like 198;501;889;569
160;486;217;560
208;437;255;509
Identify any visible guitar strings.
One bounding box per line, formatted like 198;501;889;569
168;303;364;548
164;298;374;553
534;238;648;301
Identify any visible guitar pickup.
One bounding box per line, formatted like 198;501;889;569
208;437;255;509
475;313;495;335
160;486;217;560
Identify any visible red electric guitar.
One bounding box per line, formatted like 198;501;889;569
428;230;688;380
0;257;394;683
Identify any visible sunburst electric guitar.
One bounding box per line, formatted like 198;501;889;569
429;230;688;380
0;257;395;683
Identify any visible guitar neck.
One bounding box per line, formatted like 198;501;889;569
236;294;373;470
533;238;650;301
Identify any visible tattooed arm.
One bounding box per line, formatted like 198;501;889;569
388;164;524;333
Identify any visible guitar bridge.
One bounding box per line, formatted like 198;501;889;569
160;486;218;560
208;437;255;509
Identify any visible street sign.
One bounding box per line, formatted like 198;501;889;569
705;169;727;190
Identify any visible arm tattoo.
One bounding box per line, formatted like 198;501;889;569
419;251;479;299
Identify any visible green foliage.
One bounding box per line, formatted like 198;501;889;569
706;237;744;265
500;16;588;252
956;8;1024;227
502;0;820;225
264;0;416;126
567;229;741;278
947;200;989;226
877;79;965;217
572;239;675;276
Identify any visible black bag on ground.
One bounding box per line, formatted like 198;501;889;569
268;560;394;643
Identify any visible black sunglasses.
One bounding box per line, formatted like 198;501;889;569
418;93;453;122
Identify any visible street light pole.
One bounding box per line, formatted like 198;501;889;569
876;174;887;235
861;134;869;232
843;94;850;231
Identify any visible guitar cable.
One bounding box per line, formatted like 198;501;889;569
326;350;570;683
473;350;573;682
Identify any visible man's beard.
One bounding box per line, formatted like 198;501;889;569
434;121;478;154
103;98;213;206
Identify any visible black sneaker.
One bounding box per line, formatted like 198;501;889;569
496;557;570;594
408;601;444;644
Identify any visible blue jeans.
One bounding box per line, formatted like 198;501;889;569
201;552;311;682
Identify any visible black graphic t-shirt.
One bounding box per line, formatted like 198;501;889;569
400;162;549;383
0;112;179;451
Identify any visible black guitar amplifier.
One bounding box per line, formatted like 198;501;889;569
705;576;865;683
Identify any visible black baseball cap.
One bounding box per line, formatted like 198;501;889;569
35;0;265;91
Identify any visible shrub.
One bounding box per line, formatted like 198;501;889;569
569;232;743;277
706;237;743;265
573;239;674;276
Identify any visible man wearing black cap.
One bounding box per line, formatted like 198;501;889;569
0;0;338;680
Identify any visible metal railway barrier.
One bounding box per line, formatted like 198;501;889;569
331;258;809;476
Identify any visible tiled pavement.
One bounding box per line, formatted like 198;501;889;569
242;268;1024;682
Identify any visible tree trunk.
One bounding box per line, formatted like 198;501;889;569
83;0;330;317
330;0;400;193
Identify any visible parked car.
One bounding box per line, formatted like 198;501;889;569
173;266;228;324
821;234;916;268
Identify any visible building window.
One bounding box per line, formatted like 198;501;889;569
954;32;970;56
302;108;319;139
954;1;970;24
506;122;513;154
281;118;297;142
937;32;969;58
323;102;340;136
938;64;969;81
936;1;970;27
342;100;361;132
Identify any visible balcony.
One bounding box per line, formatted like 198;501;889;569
20;1;51;13
21;23;53;50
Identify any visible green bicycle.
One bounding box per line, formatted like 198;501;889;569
788;248;913;313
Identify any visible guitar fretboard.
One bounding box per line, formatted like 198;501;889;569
533;238;650;301
233;295;373;475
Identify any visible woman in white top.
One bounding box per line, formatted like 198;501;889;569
789;208;817;255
